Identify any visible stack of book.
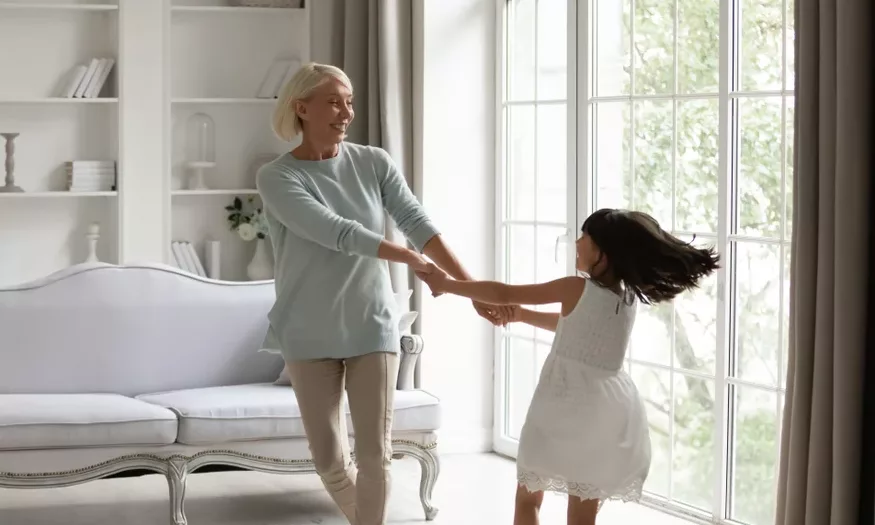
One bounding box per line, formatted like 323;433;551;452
257;58;302;98
58;57;116;99
170;241;208;277
66;161;116;192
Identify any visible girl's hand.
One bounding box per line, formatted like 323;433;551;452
503;305;522;323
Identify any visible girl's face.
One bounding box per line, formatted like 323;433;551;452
575;233;603;274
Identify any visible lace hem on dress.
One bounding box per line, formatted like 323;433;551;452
517;469;645;506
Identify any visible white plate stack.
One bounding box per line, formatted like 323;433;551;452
66;160;116;192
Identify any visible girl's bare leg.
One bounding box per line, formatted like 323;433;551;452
566;496;599;525
513;484;544;525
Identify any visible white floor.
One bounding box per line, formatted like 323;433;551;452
0;453;693;525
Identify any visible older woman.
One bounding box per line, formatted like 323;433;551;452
256;62;508;525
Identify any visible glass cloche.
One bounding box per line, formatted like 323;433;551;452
185;113;216;190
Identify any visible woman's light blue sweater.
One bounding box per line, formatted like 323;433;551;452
256;142;439;361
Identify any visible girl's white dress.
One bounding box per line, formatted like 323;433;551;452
516;280;652;504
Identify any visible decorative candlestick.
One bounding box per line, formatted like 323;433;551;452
0;133;23;193
85;222;101;263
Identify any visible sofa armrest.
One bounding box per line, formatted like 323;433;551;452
397;334;424;391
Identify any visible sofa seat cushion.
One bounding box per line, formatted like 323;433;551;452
0;394;179;450
136;383;442;445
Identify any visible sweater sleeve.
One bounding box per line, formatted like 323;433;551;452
373;147;441;252
257;165;384;257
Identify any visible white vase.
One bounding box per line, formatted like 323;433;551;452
247;238;274;280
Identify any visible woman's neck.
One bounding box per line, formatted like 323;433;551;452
292;137;341;161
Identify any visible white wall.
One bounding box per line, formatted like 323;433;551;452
309;0;497;454
417;0;497;454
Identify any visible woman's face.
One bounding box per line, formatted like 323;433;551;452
296;76;354;144
575;233;603;274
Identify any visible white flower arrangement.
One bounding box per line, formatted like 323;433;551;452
225;196;269;241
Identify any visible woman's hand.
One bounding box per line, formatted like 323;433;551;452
473;303;518;327
416;266;450;297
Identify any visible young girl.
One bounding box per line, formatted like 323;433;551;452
418;208;720;525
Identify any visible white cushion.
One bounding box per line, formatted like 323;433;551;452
0;264;283;396
0;394;178;450
136;383;442;445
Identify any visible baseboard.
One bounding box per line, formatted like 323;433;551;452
434;426;493;454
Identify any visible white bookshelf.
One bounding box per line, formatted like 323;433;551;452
0;1;119;286
168;0;307;281
0;0;309;286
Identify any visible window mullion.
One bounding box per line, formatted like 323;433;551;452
713;0;735;520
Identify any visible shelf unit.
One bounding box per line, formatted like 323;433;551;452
0;0;119;286
0;0;309;286
168;0;308;281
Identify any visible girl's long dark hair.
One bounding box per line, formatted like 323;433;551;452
581;208;720;304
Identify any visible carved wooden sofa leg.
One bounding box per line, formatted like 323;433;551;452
166;456;189;525
392;441;440;520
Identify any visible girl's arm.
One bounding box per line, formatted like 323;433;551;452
423;272;586;316
516;308;561;332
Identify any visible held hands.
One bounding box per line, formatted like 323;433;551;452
413;261;520;327
414;264;449;297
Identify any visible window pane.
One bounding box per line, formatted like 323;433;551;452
594;102;631;210
536;225;568;284
676;98;719;234
633;100;672;228
507;105;535;221
674;237;718;375
677;0;719;94
537;0;566;100
631;364;671;498
785;0;795;91
509;0;536;101
536;104;567;223
506;337;537;440
731;385;779;525
735;241;782;386
672;373;716;510
595;0;631;96
740;0;783;91
738;97;783;238
507;224;536;339
784;99;794;240
630;301;673;366
633;0;674;95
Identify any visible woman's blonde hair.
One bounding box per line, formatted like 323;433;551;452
272;62;354;142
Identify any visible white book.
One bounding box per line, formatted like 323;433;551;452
178;242;200;276
275;59;301;98
171;242;194;274
83;59;107;98
61;65;88;98
170;247;181;270
184;242;207;277
74;58;100;98
86;58;114;98
67;160;115;166
257;60;291;99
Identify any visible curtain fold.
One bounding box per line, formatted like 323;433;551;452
325;0;416;306
774;0;874;523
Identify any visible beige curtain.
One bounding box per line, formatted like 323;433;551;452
317;0;416;305
775;0;874;522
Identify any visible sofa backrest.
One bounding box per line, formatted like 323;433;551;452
0;263;284;396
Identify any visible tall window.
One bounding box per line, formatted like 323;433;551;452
495;0;573;455
498;0;794;524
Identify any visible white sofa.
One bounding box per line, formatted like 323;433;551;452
0;263;441;524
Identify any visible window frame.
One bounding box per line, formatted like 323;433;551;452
497;0;793;523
